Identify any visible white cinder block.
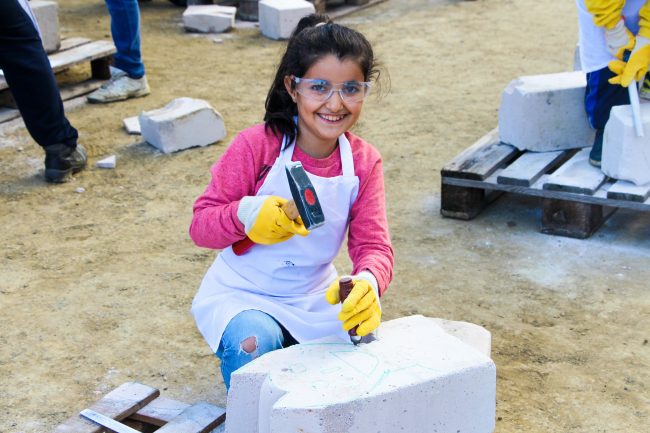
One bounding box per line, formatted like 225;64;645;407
139;97;226;153
183;5;236;33
259;0;316;40
226;315;496;433
498;71;595;151
602;104;650;186
31;0;61;53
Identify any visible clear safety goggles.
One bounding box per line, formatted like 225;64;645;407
292;76;372;103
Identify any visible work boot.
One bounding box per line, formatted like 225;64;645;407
87;70;150;103
588;130;604;168
44;143;87;183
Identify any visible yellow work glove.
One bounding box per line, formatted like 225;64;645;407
608;36;650;87
237;195;309;245
584;0;624;30
604;19;635;59
325;272;381;337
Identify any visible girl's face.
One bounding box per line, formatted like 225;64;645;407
285;55;366;158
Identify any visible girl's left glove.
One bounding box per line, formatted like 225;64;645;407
609;36;650;87
325;271;381;337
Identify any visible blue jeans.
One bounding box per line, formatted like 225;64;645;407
216;310;297;391
105;0;144;78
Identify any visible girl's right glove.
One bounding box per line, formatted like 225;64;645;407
237;195;309;245
608;36;650;87
325;272;381;337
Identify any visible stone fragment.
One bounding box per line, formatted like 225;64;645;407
226;315;496;433
123;116;141;135
259;0;316;40
139;98;226;154
498;71;595;151
96;155;116;169
602;104;650;186
183;5;236;33
31;0;61;53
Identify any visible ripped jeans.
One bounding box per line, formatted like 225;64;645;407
216;309;297;391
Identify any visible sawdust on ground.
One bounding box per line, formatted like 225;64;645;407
1;0;649;432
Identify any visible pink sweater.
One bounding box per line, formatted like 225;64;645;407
189;123;393;295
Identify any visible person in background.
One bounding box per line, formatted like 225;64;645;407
0;0;86;183
189;14;393;391
87;0;150;103
577;0;650;167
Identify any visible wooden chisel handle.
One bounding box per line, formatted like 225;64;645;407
232;199;299;256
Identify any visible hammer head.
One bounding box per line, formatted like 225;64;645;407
285;161;325;230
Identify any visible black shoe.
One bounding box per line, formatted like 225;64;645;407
44;144;87;183
588;130;603;168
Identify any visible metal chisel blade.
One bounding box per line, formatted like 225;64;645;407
79;409;140;433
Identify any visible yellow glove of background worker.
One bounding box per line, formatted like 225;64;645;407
325;271;381;337
237;195;309;245
608;36;650;87
584;0;625;29
604;19;636;59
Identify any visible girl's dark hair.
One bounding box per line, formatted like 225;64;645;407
264;14;380;145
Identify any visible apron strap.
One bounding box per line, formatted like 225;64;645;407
280;134;355;177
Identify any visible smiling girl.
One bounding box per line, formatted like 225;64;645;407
189;14;394;391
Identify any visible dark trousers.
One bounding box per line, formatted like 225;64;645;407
585;66;630;131
0;0;78;150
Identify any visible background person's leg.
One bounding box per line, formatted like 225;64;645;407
105;0;145;78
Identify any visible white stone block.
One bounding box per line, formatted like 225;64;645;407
601;104;650;186
183;5;236;33
96;155;116;169
226;315;496;433
139;97;226;154
31;0;61;53
259;0;316;40
498;71;595;151
429;317;492;358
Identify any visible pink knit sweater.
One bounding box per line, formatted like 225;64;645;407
189;123;393;295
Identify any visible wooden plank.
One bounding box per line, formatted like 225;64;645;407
129;396;190;426
497;149;573;187
0;106;20;123
542;148;607;195
440;183;502;220
52;382;160;433
59;79;104;101
154;402;226;433
49;40;116;74
441;128;520;181
607;180;650;202
58;37;92;52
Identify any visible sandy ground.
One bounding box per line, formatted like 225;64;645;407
1;0;649;431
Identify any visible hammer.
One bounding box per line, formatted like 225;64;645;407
232;161;325;255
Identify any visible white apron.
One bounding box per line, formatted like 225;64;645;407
192;134;360;352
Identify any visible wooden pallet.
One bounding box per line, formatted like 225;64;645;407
440;128;650;238
52;382;226;433
0;37;116;123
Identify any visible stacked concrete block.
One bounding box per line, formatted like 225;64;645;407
259;0;316;40
31;0;61;53
498;71;595;151
226;315;496;433
601;104;650;185
183;5;236;33
139;97;226;154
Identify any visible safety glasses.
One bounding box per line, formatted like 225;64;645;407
292;76;372;103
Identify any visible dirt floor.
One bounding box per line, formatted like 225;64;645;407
1;0;649;431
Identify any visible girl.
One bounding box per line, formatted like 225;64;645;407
189;14;393;391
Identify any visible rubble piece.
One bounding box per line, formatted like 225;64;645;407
139;97;226;154
259;0;316;40
96;155;116;169
602;104;650;185
31;0;61;53
498;71;595;151
227;315;496;433
183;5;236;33
123;116;141;135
